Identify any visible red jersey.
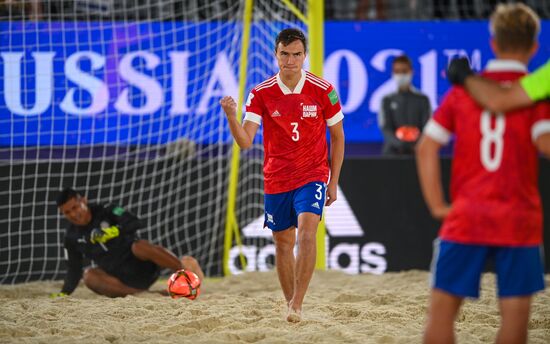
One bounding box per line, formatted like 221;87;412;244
424;60;550;246
244;70;343;194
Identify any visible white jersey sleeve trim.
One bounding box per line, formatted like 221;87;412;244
244;112;262;125
423;119;451;145
532;120;550;142
326;111;344;127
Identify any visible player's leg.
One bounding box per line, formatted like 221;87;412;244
496;296;531;344
181;255;205;281
288;211;320;319
286;181;326;322
265;190;296;305
494;245;545;344
424;240;487;343
424;289;463;344
272;226;297;304
132;240;205;281
82;267;144;297
131;239;182;271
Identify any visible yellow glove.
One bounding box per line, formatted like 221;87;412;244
90;226;120;244
49;292;68;299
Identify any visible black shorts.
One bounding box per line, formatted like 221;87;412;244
111;254;161;290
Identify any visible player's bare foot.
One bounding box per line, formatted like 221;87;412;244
286;308;301;322
286;303;302;323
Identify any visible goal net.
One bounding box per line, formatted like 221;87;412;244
0;0;309;283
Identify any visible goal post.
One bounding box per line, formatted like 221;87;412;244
223;0;254;276
307;0;326;271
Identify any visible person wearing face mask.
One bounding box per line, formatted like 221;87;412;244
378;55;431;155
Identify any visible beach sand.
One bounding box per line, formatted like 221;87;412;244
1;270;549;343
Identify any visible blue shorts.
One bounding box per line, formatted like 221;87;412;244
264;181;326;231
431;239;545;298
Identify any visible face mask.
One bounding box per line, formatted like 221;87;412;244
392;73;412;88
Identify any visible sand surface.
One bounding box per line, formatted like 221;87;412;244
1;270;549;343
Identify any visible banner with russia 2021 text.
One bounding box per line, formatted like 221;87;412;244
1;21;548;146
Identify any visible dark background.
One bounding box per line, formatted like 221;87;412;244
338;157;550;272
2;156;549;283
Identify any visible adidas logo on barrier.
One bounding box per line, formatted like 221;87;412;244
232;186;388;276
311;202;320;209
230;185;380;275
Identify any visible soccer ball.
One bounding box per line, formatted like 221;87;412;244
167;269;201;300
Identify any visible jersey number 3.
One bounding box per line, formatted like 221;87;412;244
291;122;300;141
480;110;505;172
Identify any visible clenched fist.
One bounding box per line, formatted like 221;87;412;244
220;96;237;120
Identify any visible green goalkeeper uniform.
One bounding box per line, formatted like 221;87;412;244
520;59;550;101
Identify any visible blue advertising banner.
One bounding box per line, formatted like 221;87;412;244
1;21;549;146
324;21;550;142
0;21;242;146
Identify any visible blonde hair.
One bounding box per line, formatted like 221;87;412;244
490;3;540;53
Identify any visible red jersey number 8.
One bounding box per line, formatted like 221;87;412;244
480;110;505;172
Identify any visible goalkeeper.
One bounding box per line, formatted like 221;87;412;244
50;187;204;298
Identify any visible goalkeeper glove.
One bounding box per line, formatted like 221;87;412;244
49;292;68;299
447;57;473;86
90;225;120;244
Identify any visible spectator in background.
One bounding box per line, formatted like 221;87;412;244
434;0;476;19
0;0;42;20
327;0;358;20
482;0;513;17
356;0;386;20
27;0;41;20
378;55;431;155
